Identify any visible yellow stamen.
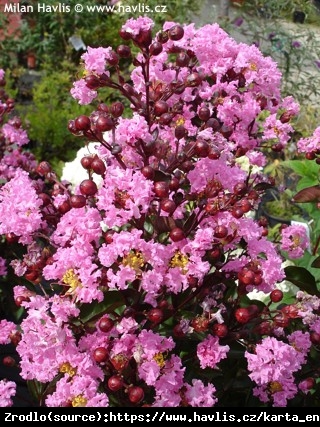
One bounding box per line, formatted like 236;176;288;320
250;62;258;71
175;117;185;127
153;352;166;368
273;126;280;136
62;269;82;294
292;235;302;247
72;395;87;407
170;251;189;273
59;362;77;377
268;381;283;394
122;250;145;271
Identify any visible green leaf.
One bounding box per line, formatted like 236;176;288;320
297;176;319;192
284;266;320;296
143;220;154;235
311;256;320;268
282;160;319;179
80;291;125;323
291;252;320;282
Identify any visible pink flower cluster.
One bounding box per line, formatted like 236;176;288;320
245;332;311;407
0;16;319;408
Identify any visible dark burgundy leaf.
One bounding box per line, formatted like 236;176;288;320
292;185;320;203
253;182;274;192
153;216;176;233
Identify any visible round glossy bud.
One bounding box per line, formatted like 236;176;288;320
36;161;51;176
108;375;124;392
91;157;106;175
153;181;170;198
140;166;155;180
81;156;94;170
212;323;228;338
186;72;202;87
93;347;109;364
176;52;190;67
117;44;131;58
15;295;29;307
128;386;145;404
111;101;124;118
214;225;228;239
75;115;91;131
85;74;100;89
2;356;16;367
150;41;163;56
58;200;71;214
147;308;164;324
154;100;169;116
195;140;210;157
169;227;185;242
107;51;119;66
79;179;98;196
160;199;176;214
270;289;283;303
70;195;87;209
99;317;115;333
235;307;251;324
198;106;211;121
168;25;184;41
159;112;174;125
95;115;114;132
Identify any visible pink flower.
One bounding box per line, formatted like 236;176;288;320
245;336;308;406
2;122;29;146
0;257;7;276
288;331;311;365
297;126;320;154
0;320;17;345
70;79;97;105
121;16;154;37
197;335;229;369
45;375;108;407
184;379;217;407
280;224;310;258
0;169;44;244
0;380;16;407
152;355;185;407
81;46;113;74
97;167;154;228
246;337;301;385
262;114;293;148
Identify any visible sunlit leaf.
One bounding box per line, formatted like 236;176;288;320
143;220;154;235
284;266;320;296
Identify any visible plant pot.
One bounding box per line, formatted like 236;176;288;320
257;188;305;228
293;11;306;23
259;204;292;227
231;0;245;5
27;53;36;69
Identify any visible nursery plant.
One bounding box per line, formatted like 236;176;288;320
1;16;320;408
0;0;201;71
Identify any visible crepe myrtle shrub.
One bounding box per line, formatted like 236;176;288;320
1;17;320;408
